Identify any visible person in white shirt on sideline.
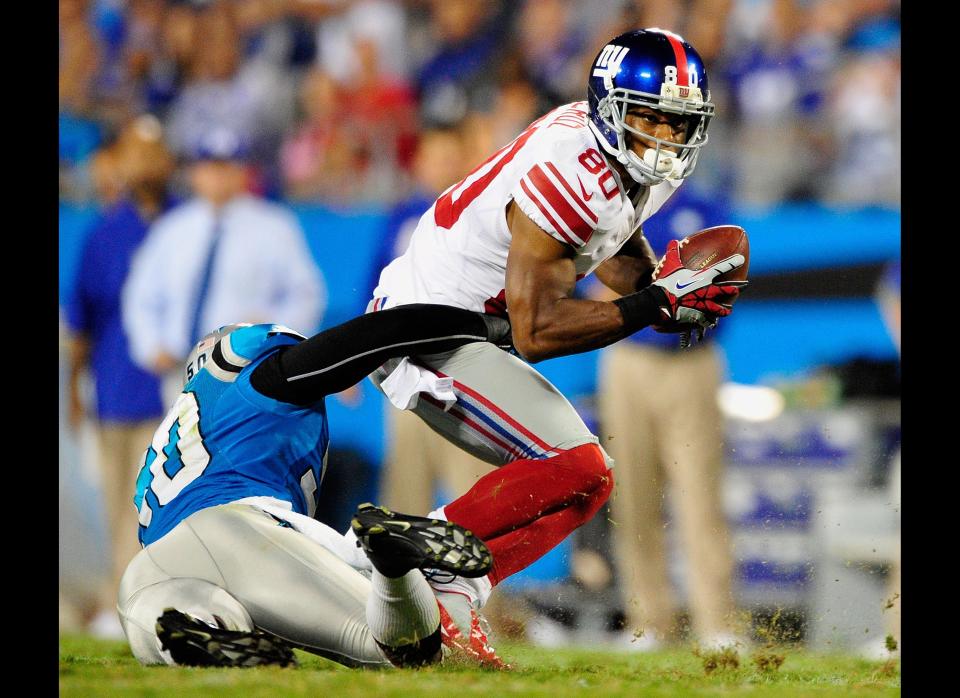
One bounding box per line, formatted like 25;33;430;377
122;127;326;399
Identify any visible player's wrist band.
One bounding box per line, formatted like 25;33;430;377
613;286;667;333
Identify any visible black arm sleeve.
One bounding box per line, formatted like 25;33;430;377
249;304;511;406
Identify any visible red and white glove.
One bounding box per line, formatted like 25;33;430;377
648;238;748;334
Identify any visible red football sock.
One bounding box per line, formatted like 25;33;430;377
484;470;613;584
442;443;614;583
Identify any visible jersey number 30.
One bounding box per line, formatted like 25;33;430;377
134;392;211;527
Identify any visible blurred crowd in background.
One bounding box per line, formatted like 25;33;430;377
59;0;901;657
61;0;901;210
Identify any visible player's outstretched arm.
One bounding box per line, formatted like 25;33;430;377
249;305;511;405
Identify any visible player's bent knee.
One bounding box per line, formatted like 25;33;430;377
376;625;442;668
594;466;614;504
559;443;613;492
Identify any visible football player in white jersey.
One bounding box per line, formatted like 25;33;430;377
369;28;747;664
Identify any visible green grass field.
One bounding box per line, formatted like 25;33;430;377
59;635;900;697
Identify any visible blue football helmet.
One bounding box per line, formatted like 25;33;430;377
587;28;715;186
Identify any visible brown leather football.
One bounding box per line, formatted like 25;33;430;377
650;225;750;338
675;225;750;283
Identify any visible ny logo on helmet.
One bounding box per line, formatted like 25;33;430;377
593;44;629;90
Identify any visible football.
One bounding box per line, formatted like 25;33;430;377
670;224;750;283
650;225;751;338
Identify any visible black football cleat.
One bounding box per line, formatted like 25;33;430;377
351;503;492;579
156;608;297;668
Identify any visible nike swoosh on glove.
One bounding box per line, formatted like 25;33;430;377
649;238;749;331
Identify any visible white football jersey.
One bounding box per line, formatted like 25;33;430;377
373;101;683;316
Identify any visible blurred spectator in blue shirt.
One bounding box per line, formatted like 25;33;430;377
122;127;326;402
65;115;175;639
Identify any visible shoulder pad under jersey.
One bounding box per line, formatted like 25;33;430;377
513;108;624;249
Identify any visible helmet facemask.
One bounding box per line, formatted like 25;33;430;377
592;85;714;186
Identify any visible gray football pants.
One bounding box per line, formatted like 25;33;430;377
371;342;608;467
117;502;390;668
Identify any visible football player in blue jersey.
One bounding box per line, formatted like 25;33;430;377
117;304;511;669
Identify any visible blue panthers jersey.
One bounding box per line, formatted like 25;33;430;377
133;324;329;546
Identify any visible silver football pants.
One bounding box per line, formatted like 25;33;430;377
371;341;608;467
117;502;389;668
